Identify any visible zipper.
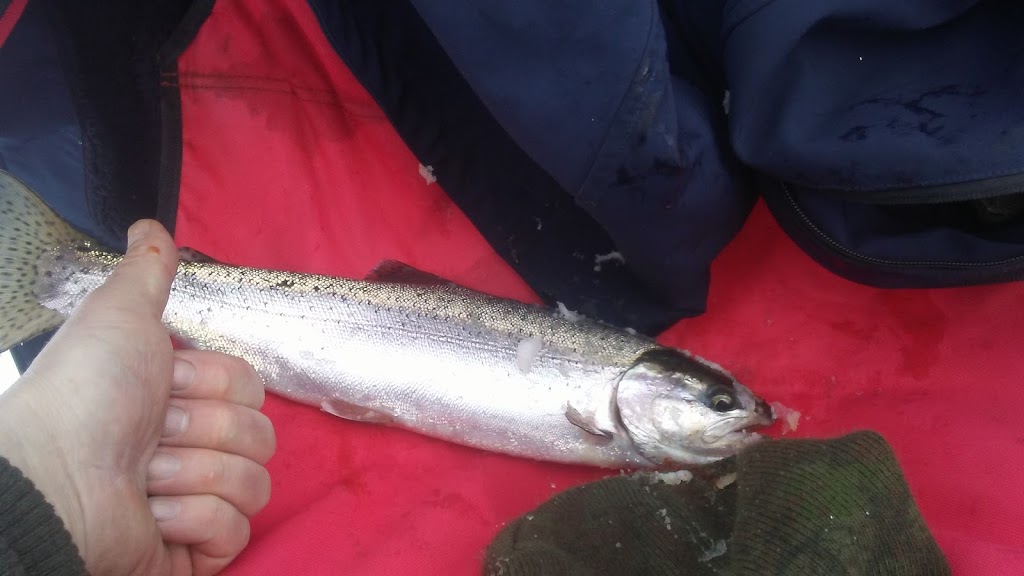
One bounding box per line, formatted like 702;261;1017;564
781;183;1024;268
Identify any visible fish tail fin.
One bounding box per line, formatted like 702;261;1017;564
0;170;89;353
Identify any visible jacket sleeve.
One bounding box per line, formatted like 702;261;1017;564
0;456;87;575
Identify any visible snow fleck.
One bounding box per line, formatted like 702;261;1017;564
722;90;731;115
556;302;581;322
516;336;544;374
657;508;672;531
624;327;637;335
650;470;693;485
770;401;801;433
535;217;543;231
526;515;534;521
615;542;622;549
714;472;737;490
418;163;437;184
699;540;727;562
593;251;626;272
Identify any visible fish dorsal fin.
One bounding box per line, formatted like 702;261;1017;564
177;246;220;264
364;259;459;288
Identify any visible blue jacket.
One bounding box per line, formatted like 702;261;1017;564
2;0;1023;357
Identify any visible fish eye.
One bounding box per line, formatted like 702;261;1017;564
710;393;736;413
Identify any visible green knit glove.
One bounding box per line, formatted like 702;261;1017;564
484;431;949;576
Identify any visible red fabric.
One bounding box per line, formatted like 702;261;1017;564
0;0;27;48
169;1;1024;573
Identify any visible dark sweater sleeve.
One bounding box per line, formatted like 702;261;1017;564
0;456;87;575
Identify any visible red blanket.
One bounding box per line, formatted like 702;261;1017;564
168;1;1024;573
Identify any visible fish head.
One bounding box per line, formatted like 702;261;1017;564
615;348;774;468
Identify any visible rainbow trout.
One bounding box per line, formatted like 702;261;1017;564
0;170;773;469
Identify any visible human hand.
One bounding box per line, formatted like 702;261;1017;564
0;220;275;575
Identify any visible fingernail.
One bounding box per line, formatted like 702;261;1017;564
149;498;180;521
147;452;181;480
163;405;188;437
171;359;195;391
126;220;152;249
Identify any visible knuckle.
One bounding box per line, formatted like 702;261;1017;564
200;502;235;545
204;404;273;462
234;461;272;515
226;355;254;380
222;355;264;406
251;466;272;512
199;453;228;489
250;379;266;408
211;497;249;551
252;412;277;462
234;518;252;551
209;494;235;527
193;497;227;542
180;350;264;406
211;408;242;448
205;360;233;395
235;360;265;405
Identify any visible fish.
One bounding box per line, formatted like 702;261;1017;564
0;169;774;470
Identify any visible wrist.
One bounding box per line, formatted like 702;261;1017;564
0;385;88;567
0;453;88;575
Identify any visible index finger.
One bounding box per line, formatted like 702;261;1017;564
170;349;265;410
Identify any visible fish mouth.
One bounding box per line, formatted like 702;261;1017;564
699;400;776;445
733;381;776;427
753;396;775;426
700;416;754;444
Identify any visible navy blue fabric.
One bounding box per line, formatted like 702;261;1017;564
311;0;753;329
308;0;745;333
38;0;195;249
0;0;90;237
405;1;652;195
724;0;1024;287
1;0;194;372
3;0;1024;349
761;180;1024;289
725;0;1024;193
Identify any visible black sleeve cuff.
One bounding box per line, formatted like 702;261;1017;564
0;456;87;575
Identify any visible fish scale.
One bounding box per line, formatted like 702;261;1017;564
0;169;774;470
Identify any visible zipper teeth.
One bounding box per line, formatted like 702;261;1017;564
781;183;1024;268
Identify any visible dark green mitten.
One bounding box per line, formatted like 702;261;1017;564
484;431;949;576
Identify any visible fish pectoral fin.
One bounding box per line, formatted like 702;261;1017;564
565;403;614;438
177;246;220;264
364;259;462;288
320;400;394;424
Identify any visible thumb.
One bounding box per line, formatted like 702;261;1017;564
91;219;179;319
